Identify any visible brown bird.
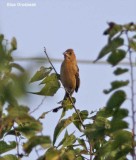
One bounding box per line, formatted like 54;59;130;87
60;49;80;100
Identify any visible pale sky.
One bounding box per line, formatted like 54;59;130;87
0;0;136;159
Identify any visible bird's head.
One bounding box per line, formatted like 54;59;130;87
63;49;76;62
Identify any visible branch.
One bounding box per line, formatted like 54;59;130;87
43;47;85;129
13;125;20;158
126;31;136;159
29;97;46;114
44;47;58;74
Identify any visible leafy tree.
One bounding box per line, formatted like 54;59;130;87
0;22;135;160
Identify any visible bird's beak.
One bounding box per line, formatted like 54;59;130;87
63;52;69;58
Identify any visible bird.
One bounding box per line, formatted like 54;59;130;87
60;49;80;100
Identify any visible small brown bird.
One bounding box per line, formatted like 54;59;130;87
60;49;80;100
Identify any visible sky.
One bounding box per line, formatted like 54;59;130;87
0;0;136;159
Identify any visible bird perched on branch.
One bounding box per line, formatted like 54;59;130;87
60;49;80;100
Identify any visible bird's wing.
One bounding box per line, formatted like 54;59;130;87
75;65;80;92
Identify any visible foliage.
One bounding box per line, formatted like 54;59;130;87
0;22;136;160
0;35;51;159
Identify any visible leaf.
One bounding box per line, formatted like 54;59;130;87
59;98;76;119
109;119;128;132
38;111;50;119
129;39;136;51
62;133;76;147
35;73;60;96
61;149;75;160
77;139;88;150
94;37;124;62
113;130;132;147
113;67;128;75
103;80;129;94
53;117;73;145
36;155;45;160
5;105;42;138
0;34;4;43
23;136;51;154
133;35;136;39
107;49;126;66
10;63;25;72
72;110;88;131
57;130;69;147
45;147;60;160
0;141;16;154
113;108;128;119
11;37;17;50
30;66;52;83
106;90;126;110
0;154;18;160
16;120;42;138
103;22;122;38
85;116;109;140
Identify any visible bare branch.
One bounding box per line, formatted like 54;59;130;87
44;47;58;74
30;97;46;114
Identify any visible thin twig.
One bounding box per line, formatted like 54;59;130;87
126;31;136;159
35;147;40;158
44;47;58;74
13;125;20;158
89;143;93;160
43;47;85;129
30;97;46;114
68;94;85;129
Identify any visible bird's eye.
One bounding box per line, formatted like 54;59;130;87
69;52;72;55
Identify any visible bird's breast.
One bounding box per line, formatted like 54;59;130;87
60;61;76;92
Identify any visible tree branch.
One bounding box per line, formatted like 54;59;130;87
126;31;136;160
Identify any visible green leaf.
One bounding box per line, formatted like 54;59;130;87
72;110;88;131
0;34;4;43
57;130;69;147
62;133;76;147
94;37;124;62
103;80;129;94
38;111;50;119
97;107;112;118
36;155;45;160
103;22;122;38
113;67;128;75
16;120;42;138
59;97;76;119
23;136;51;154
10;63;25;72
107;49;126;66
113;108;128;119
77;138;88;150
113;130;132;147
0;141;16;154
0;154;18;160
106;90;126;110
85;112;111;141
133;35;136;39
129;39;136;51
61;149;75;160
45;147;60;160
53;117;73;145
5;105;42;138
30;66;52;83
35;73;60;96
109;119;128;132
11;37;17;50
